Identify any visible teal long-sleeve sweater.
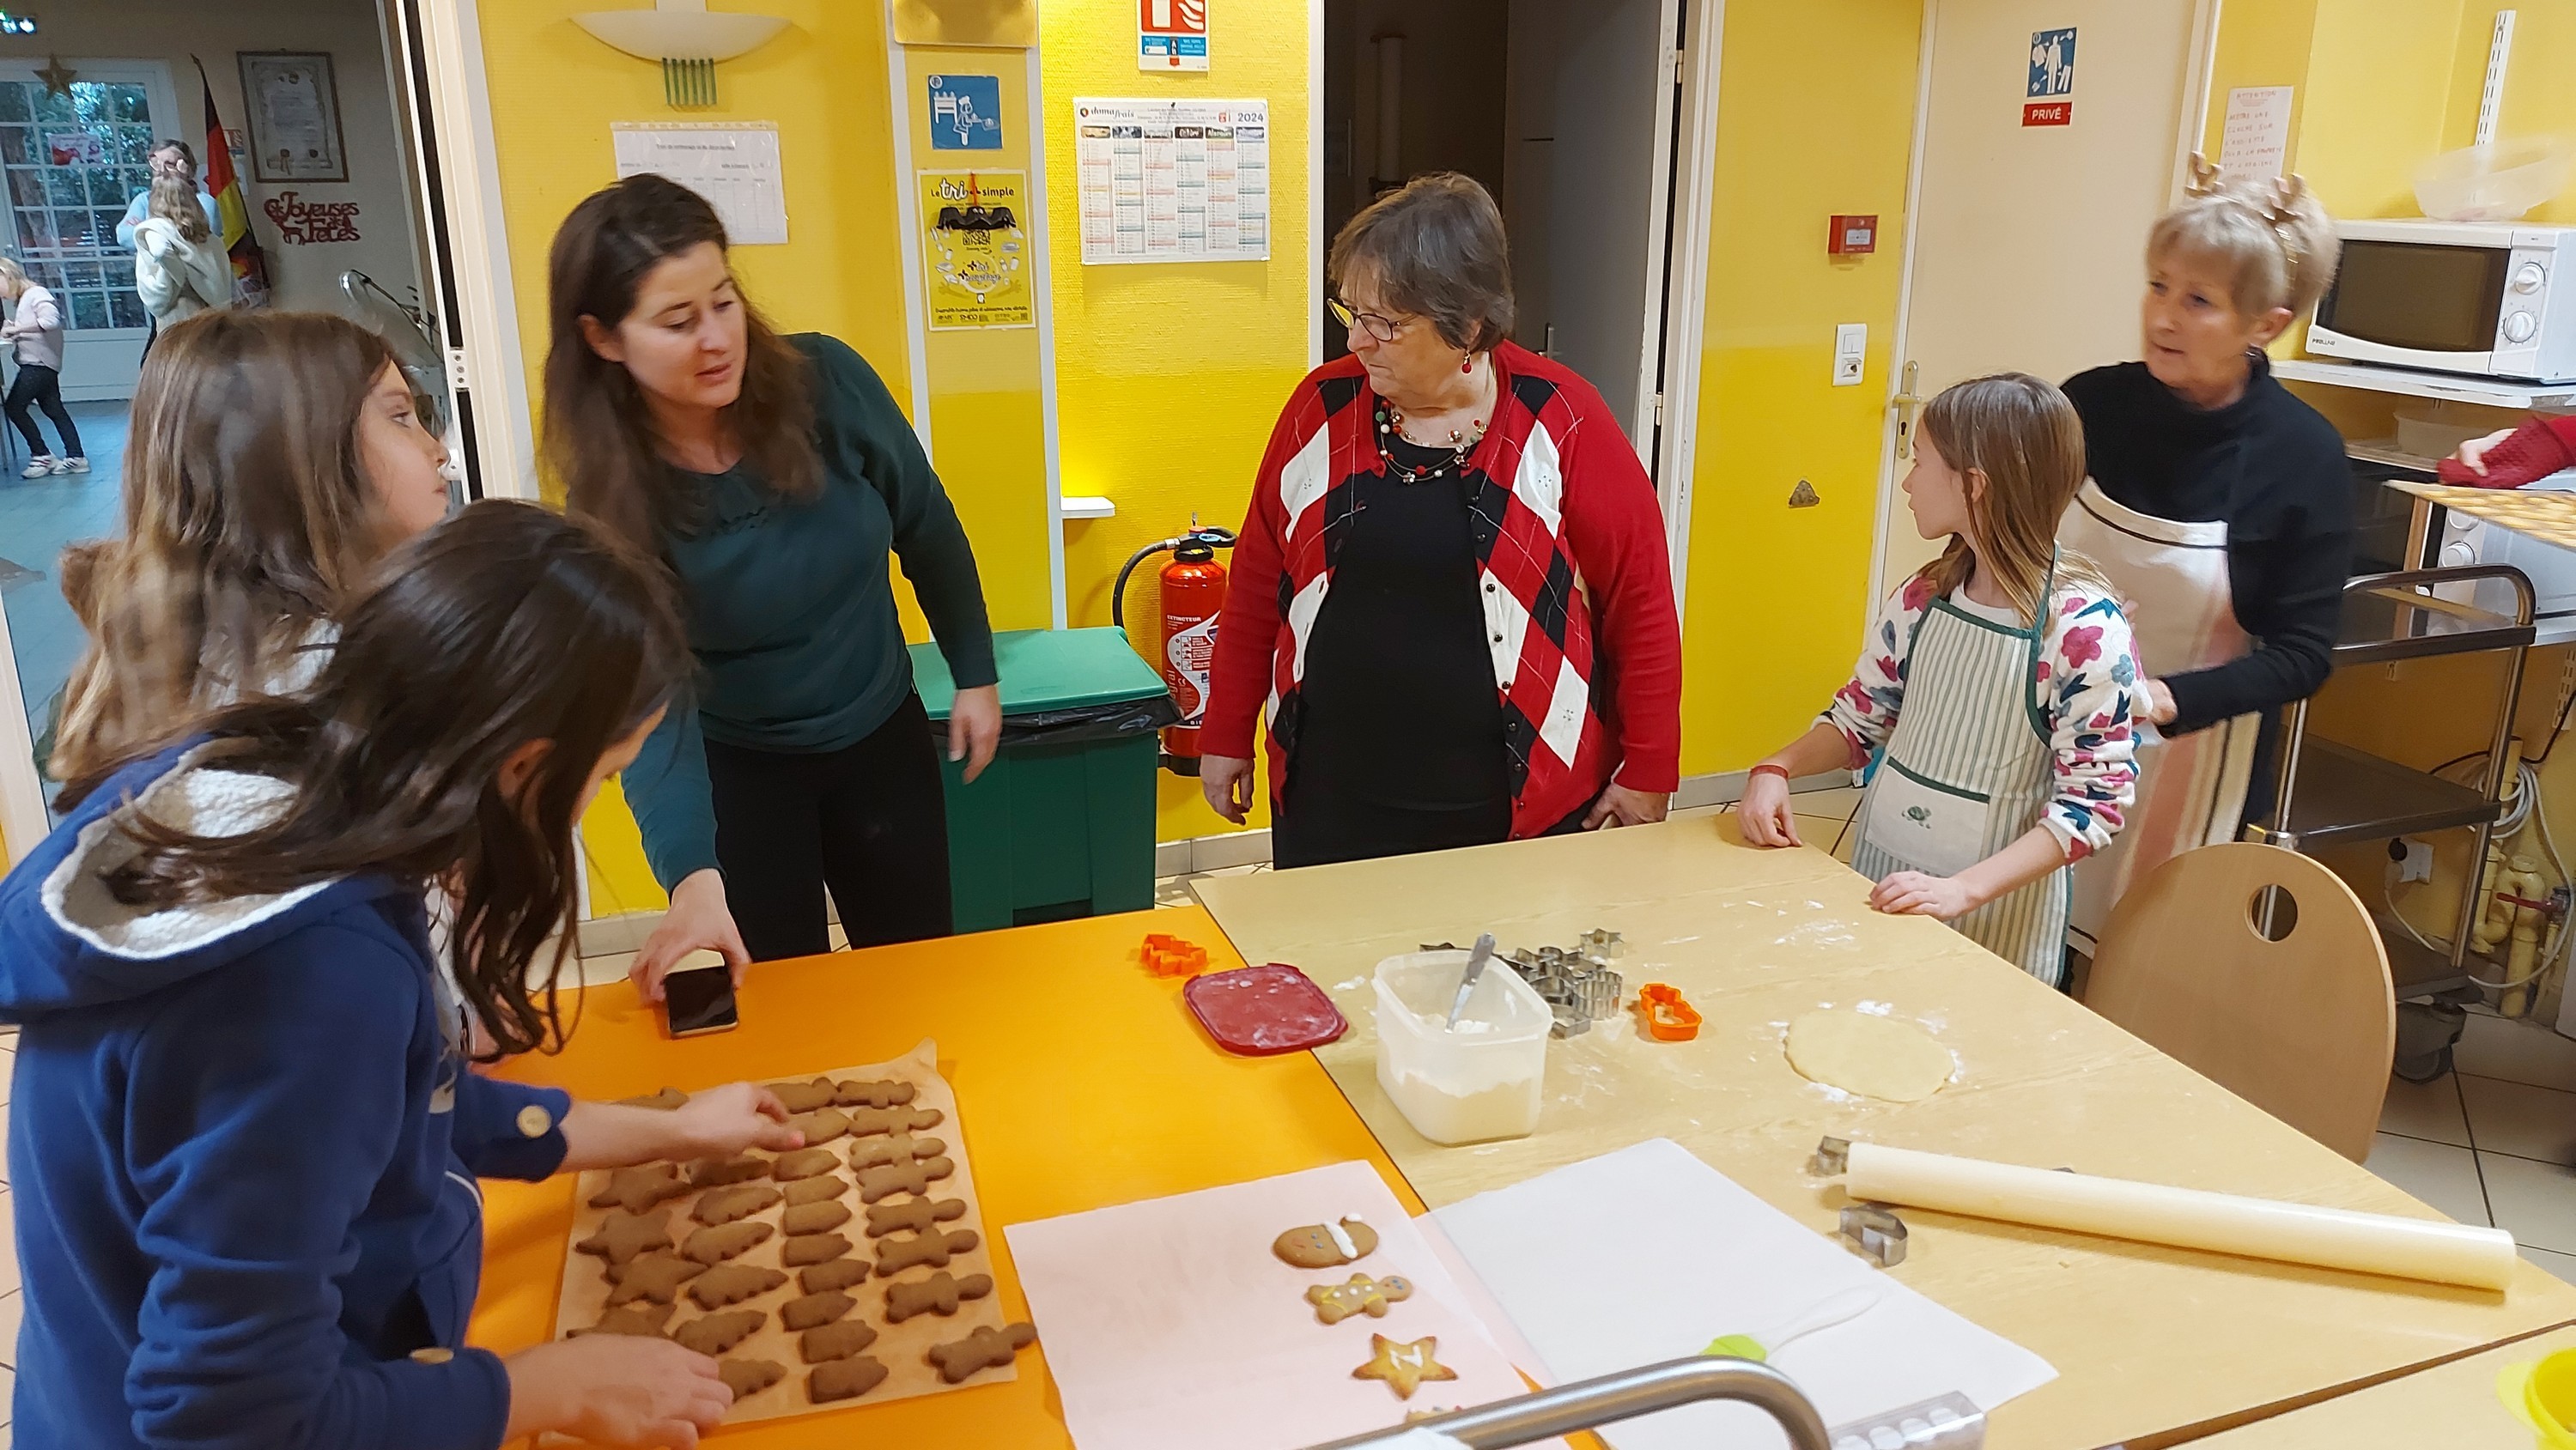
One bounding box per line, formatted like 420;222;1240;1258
623;334;997;890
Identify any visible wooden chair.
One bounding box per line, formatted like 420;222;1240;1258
2084;843;2395;1162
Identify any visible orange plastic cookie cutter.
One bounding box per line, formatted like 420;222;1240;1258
1141;933;1211;978
1637;983;1701;1041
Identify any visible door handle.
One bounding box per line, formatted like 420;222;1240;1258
1889;360;1922;456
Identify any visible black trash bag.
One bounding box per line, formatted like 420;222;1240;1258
923;689;1181;749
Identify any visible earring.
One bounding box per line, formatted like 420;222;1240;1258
1461;356;1473;373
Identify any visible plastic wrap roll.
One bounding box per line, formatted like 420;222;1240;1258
1845;1142;2518;1291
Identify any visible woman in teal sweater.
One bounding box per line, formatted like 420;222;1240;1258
545;175;999;992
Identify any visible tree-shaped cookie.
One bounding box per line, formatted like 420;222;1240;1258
672;1308;766;1356
799;1257;872;1295
683;1221;775;1265
781;1232;853;1267
782;1200;852;1236
718;1358;787;1402
783;1175;848;1207
588;1163;689;1215
577;1209;672;1267
569;1301;677;1338
811;1356;891;1402
780;1290;856;1331
692;1184;782;1227
771;1147;841;1182
690;1155;771;1189
689;1265;787;1310
799;1319;879;1364
606;1252;704;1307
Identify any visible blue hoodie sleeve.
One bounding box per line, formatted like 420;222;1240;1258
121;922;511;1450
621;695;720;894
448;1071;569;1181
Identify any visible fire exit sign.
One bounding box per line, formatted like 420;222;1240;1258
1139;0;1208;71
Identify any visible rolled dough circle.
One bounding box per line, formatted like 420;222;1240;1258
1784;1010;1953;1101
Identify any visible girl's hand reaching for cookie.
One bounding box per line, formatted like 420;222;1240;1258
507;1336;732;1447
668;1081;803;1160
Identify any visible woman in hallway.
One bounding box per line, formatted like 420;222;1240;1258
0;257;85;477
1198;173;1682;869
544;174;999;992
2055;158;2349;946
132;173;234;330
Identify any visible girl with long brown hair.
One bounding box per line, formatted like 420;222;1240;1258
0;501;804;1449
1737;373;2142;986
544;173;999;990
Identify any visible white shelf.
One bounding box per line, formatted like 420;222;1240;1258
2274;358;2576;410
1060;495;1115;520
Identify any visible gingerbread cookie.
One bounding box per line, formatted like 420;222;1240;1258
689;1264;787;1310
683;1221;775;1265
849;1134;946;1170
856;1155;956;1204
771;1147;841;1182
865;1197;968;1238
846;1105;944;1138
577;1209;672;1267
781;1200;852;1236
787;1107;851;1145
588;1163;689;1215
834;1078;916;1109
690;1155;771;1189
616;1086;689;1110
1308;1273;1415;1325
1353;1335;1456;1399
605;1252;704;1307
692;1184;782;1227
874;1229;977;1278
671;1309;766;1356
779;1290;856;1332
1273;1217;1377;1269
927;1322;1036;1384
717;1358;786;1402
570;1301;676;1338
799;1257;873;1295
783;1175;847;1208
781;1232;853;1267
811;1356;891;1403
769;1077;839;1113
884;1271;993;1323
799;1319;880;1364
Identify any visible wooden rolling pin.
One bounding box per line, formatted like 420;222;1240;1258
1844;1141;2518;1291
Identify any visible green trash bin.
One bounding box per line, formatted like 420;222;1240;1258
912;627;1178;933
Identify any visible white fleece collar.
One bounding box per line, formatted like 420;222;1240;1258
42;749;340;960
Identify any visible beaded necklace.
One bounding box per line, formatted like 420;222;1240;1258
1372;369;1494;483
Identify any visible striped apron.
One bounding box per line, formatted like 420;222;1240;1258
2057;479;2257;950
1850;568;2069;985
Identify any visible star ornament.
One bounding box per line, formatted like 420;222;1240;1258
35;54;74;98
1352;1333;1457;1399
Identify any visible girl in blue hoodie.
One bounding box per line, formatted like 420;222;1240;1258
0;501;805;1449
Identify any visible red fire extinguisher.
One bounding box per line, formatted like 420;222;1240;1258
1114;521;1238;776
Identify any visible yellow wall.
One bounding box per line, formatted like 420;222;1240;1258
1680;0;1924;772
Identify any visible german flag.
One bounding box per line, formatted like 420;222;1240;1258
192;57;269;303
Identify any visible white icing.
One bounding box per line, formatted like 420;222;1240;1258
1326;1220;1358;1260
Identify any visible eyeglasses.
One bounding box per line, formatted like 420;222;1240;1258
1328;295;1406;344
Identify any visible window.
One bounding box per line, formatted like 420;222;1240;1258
0;77;156;331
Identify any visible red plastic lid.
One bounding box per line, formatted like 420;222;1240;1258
1182;963;1349;1056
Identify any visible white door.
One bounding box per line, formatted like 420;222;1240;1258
1871;0;2216;600
1502;0;1681;460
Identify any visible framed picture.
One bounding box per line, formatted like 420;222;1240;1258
239;52;346;183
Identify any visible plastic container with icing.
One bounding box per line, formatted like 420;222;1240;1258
1373;949;1551;1145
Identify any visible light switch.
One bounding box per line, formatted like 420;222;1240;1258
1833;323;1866;385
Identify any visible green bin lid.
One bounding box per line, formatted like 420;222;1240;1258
912;627;1171;721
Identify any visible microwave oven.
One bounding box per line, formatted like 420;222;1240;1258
2308;219;2576;383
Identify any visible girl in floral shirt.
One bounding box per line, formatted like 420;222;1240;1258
1740;373;2140;985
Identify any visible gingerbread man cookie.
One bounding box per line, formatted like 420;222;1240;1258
834;1078;915;1109
781;1232;853;1267
1307;1273;1415;1325
769;1077;839;1113
577;1209;672;1267
799;1257;873;1295
690;1155;771;1189
671;1309;766;1356
865;1197;968;1238
798;1319;879;1364
692;1184;782;1226
688;1265;787;1310
569;1302;676;1338
1353;1335;1456;1399
718;1358;786;1401
811;1356;891;1403
588;1163;688;1215
884;1271;993;1323
783;1175;848;1207
849;1134;946;1171
874;1229;977;1278
781;1200;852;1236
1273;1216;1377;1269
683;1221;775;1265
605;1252;704;1307
787;1107;852;1146
856;1155;956;1204
779;1290;856;1332
846;1105;945;1138
771;1147;841;1182
927;1323;1036;1384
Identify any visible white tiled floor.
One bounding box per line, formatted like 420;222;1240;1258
2370;1010;2576;1282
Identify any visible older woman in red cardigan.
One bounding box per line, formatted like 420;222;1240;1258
1199;173;1683;869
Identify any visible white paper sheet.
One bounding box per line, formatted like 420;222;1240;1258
2221;87;2293;179
1432;1139;2057;1450
611;123;788;245
1005;1162;1532;1450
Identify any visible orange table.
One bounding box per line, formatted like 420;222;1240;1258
472;906;1416;1446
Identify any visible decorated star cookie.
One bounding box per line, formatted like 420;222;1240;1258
1354;1335;1456;1399
1308;1273;1415;1325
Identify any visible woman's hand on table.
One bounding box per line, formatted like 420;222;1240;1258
949;683;1002;783
1736;770;1801;848
2453;427;2518;479
505;1335;732;1447
630;870;750;1003
1200;753;1255;824
1868;870;1981;920
1583;782;1670;829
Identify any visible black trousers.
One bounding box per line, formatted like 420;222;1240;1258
703;695;954;961
5;361;79;458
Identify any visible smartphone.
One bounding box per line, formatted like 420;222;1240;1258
663;965;739;1039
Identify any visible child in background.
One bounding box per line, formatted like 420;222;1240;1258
1737;373;2141;986
0;254;85;476
0;502;805;1450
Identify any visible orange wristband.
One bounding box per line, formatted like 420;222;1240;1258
1748;764;1790;782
